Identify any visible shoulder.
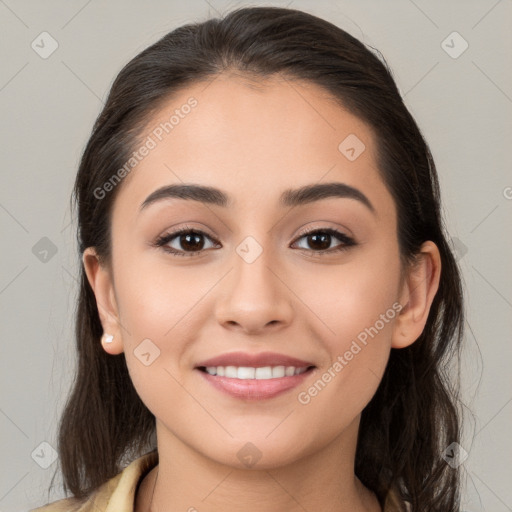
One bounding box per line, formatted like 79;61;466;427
383;485;411;512
30;450;159;512
30;497;83;512
30;496;86;512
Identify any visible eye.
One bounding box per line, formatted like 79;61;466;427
154;226;356;258
154;227;220;257
291;227;356;255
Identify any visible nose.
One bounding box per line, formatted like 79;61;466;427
214;243;294;335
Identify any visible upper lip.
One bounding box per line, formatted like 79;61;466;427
195;351;315;369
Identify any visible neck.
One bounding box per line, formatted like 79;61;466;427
136;417;381;512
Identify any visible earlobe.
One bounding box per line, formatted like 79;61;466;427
82;247;125;355
391;241;441;349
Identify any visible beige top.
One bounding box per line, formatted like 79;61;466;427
31;451;408;511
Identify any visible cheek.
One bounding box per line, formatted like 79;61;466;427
293;308;396;450
298;237;402;347
112;242;207;339
111;248;229;418
292;242;401;420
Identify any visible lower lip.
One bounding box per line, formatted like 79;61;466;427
196;368;315;400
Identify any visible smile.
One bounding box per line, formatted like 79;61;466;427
196;365;316;400
201;365;311;379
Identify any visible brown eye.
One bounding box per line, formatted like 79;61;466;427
292;228;356;254
305;232;332;250
155;228;219;257
178;232;206;251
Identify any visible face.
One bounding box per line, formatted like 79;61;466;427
86;73;431;469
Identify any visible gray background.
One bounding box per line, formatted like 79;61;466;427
1;0;511;510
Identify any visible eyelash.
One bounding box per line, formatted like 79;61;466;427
154;225;356;258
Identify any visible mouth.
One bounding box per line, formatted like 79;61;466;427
197;364;314;379
195;363;316;400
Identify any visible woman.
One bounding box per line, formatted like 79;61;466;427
33;6;464;512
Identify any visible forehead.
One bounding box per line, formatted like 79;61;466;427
115;73;392;217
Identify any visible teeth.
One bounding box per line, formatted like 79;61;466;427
272;366;285;378
237;366;255;379
225;366;238;378
285;366;295;377
204;365;310;379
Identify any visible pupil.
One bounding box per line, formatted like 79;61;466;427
182;233;203;251
309;233;330;250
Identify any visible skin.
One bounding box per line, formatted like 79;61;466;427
84;72;441;512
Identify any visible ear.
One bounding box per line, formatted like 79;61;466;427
82;247;124;355
391;241;441;349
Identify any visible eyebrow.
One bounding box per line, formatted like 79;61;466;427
140;182;375;213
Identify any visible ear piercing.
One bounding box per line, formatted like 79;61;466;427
102;333;114;344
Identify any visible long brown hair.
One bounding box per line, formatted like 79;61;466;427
52;7;465;511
